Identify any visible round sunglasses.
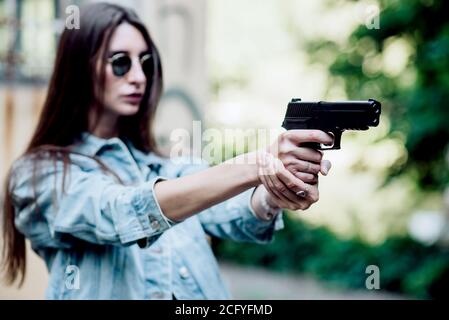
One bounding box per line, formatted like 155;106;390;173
107;52;154;77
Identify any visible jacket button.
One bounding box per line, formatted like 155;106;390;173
179;266;190;279
151;220;160;230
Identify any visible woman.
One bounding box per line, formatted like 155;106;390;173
1;2;332;299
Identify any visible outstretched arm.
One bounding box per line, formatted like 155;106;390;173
155;129;333;222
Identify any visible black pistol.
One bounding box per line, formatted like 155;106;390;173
281;98;381;150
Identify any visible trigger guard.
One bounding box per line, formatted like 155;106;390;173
320;132;335;149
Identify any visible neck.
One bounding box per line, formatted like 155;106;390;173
88;109;120;139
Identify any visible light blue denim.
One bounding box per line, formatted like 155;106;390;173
10;132;284;299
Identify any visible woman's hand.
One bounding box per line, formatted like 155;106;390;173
267;129;333;179
255;129;333;211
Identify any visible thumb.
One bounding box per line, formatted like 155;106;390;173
320;159;332;176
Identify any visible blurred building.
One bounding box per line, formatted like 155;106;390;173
0;0;206;298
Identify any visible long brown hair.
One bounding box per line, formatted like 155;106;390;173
1;2;164;286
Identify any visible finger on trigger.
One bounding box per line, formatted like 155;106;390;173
286;129;334;146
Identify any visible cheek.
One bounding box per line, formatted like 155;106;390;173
104;66;123;104
104;65;118;92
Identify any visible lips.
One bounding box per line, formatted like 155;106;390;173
122;93;143;105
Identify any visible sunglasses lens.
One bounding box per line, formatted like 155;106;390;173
141;55;154;78
111;55;131;77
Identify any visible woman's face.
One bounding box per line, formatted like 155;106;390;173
101;23;149;117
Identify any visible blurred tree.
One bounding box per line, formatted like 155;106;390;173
306;0;449;191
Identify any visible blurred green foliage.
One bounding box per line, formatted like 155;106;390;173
214;213;449;299
306;0;449;191
212;0;449;299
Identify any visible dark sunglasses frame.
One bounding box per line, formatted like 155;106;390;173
107;51;155;78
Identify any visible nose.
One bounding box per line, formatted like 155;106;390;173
126;57;146;87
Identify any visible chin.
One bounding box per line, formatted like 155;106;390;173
116;103;140;116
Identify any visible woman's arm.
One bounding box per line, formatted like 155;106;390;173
155;129;334;222
154;152;259;222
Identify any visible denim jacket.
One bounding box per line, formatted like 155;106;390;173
10;132;283;299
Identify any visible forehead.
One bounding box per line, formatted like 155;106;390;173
108;23;149;53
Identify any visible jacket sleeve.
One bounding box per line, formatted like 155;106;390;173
172;158;284;244
10;156;171;249
198;187;284;244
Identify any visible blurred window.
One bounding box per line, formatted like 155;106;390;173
0;0;84;83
